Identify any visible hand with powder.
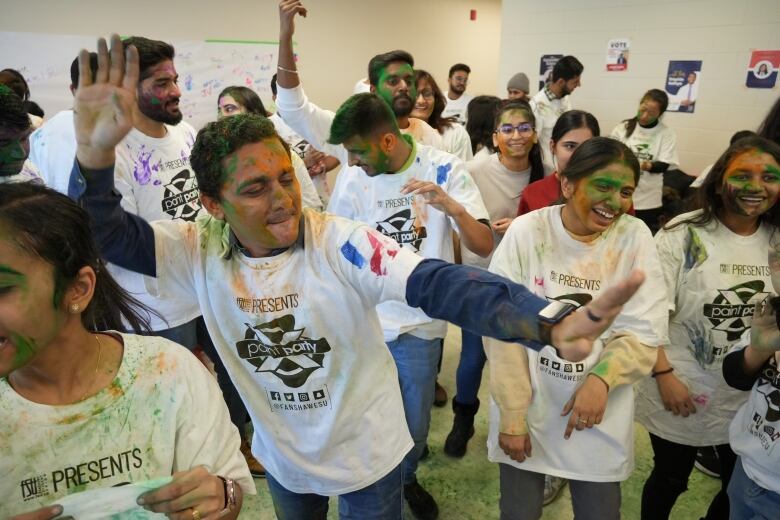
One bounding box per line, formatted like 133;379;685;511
551;269;646;361
138;466;236;519
499;432;532;463
7;505;64;520
748;296;780;354
491;217;513;235
562;374;608;439
74;34;139;170
401;178;464;216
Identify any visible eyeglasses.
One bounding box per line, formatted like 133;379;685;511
497;123;534;136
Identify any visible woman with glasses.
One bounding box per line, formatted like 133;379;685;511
445;101;545;457
411;69;473;162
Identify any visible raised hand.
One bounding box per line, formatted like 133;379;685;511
74;34;139;169
750;296;780;354
551;269;645;361
279;0;308;39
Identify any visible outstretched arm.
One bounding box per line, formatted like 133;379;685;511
406;259;645;361
71;34;157;276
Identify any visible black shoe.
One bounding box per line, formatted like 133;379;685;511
443;398;480;458
433;381;447;407
694;446;721;478
404;480;439;520
419;444;430;461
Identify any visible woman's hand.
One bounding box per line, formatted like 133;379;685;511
657;372;697;417
138;466;226;519
561;374;608;439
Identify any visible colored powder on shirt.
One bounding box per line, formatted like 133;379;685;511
366;231;398;276
133;146;155;185
683;320;715;368
436;163;452;185
340;241;366;268
684;227;708;270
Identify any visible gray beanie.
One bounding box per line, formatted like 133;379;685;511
507;72;530;93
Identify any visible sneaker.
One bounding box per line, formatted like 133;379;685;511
240;440;266;478
404;480;439;520
542;476;567;506
434;381;447;408
694;446;721;478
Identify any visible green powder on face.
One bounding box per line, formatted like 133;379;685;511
10;332;37;371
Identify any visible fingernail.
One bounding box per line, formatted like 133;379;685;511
52;505;63;515
136;495;146;505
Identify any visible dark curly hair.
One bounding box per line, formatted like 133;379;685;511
122;36;175;79
190;113;290;200
0;84;32;132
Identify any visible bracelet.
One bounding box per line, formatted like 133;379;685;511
216;476;237;517
277;65;299;74
652;367;674;378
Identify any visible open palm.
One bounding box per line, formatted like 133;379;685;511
74;34;139;160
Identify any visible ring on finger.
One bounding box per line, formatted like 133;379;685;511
192;509;201;520
577;418;588;425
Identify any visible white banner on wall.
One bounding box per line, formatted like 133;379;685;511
0;31;281;130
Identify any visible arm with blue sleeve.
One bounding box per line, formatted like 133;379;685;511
70;159;157;277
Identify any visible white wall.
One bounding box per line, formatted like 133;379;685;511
0;0;502;112
498;0;780;175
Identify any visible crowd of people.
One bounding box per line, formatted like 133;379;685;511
2;1;780;519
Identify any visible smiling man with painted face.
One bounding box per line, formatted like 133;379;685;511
0;85;43;185
73;33;646;520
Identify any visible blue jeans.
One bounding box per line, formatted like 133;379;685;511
265;463;403;519
727;457;780;520
455;329;487;405
386;333;440;484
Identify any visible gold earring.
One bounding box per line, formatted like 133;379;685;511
70;303;80;314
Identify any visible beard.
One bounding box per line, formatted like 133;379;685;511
449;83;465;95
137;93;183;125
391;93;413;118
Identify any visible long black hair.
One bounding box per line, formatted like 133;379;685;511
758;95;780;145
0;183;155;332
666;135;780;230
551;110;600;145
466;95;501;155
218;86;270;117
560;136;640;185
623;89;669;139
494;100;545;184
413;69;456;134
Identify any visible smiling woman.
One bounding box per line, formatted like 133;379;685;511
0;182;254;519
635;135;780;520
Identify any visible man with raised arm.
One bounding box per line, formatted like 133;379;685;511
72;33;644;520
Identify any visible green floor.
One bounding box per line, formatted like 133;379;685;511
239;325;720;519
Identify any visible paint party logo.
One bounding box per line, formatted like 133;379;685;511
703;280;768;341
236;315;331;388
161;169;201;221
749;362;780;450
634;143;653;162
376;209;427;252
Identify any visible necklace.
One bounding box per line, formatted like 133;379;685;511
78;334;102;402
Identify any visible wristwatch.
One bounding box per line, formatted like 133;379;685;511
537;300;577;346
217;476;237;518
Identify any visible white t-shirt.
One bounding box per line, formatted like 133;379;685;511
146;209;422;495
529;89;572;175
275;84;446;167
442;92;473;125
461;154;530;268
328;139;489;341
268;113;325;210
610;121;679;211
0;334;254;517
487;206;668;481
441;123;473;162
353;78;371;94
729;347;780;494
636;211;769;445
112;123;203;331
0;160;43;185
29;109;75;194
691;164;712;189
